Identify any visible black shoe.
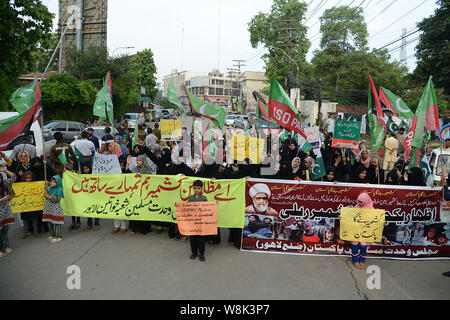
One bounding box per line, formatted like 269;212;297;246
443;271;450;277
199;255;206;262
190;254;198;260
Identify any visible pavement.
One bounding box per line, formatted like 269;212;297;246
0;216;449;300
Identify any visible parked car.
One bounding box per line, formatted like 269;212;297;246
122;113;145;129
71;126;118;150
428;148;450;185
0;112;56;165
234;115;249;129
43;120;87;143
225;115;238;126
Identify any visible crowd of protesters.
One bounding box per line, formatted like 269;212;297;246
0;114;441;261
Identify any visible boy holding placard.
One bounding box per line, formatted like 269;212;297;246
187;180;208;262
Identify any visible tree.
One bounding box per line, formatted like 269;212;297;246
64;45;109;81
248;0;310;91
0;0;54;109
129;49;158;101
40;74;97;122
311;6;408;104
412;0;450;94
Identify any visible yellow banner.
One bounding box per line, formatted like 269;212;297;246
339;207;385;243
231;134;265;164
61;171;245;228
10;181;45;213
160;119;182;141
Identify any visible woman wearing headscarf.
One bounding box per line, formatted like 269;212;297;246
384;171;399;185
108;139;123;158
128;154;154;235
402;167;426;186
352;166;369;184
347;193;374;269
2;150;31;179
20;171;41;239
42;175;64;243
289;157;305;180
0;166;17;257
30;157;55;182
114;135;129;157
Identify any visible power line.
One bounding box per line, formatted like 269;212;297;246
369;0;427;40
366;0;397;24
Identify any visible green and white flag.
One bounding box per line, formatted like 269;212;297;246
186;88;226;129
386;117;399;134
167;79;185;116
93;72;114;123
379;87;414;120
9;78;38;114
311;149;326;180
419;154;432;185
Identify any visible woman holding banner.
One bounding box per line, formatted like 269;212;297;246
349;193;374;269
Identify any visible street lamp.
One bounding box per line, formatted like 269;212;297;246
112;46;135;57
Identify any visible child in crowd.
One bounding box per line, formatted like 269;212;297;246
0;166;16;257
20;171;40;239
350;192;374;269
43;175;64;243
187;180;208;262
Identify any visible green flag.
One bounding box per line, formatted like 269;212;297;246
268;78;307;139
9;77;38;114
58;152;67;165
379;87;414;120
419;154;432;184
167;79;185;116
386;117;399;134
408;148;420;170
311;149;326;180
368;85;385;151
93;72;114;123
186;88;226;129
74;145;84;163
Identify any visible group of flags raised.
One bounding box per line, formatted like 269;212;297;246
1;70;439;183
368;73;439;175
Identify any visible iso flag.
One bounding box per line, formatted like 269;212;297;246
311;148;326;180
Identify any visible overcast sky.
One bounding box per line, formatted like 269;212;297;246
42;0;439;85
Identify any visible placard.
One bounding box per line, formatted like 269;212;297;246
175;201;218;236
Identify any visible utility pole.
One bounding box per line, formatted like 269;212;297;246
227;67;238;113
232;59;246;114
400;28;407;67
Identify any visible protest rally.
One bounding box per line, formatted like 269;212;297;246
0;0;449;301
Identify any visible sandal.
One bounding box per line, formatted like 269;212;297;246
50;238;62;243
0;252;6;258
112;228;120;234
130;231;136;235
4;248;13;254
21;234;29;240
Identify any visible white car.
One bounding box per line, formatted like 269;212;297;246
225;115;238;126
428;148;450;185
123;113;145;129
0;112;56;165
234;115;249;129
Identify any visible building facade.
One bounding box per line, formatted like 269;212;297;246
58;0;108;71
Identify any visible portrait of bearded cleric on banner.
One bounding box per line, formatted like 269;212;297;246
245;183;278;216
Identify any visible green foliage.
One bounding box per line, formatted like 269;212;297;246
311;6;408;104
412;0;450;94
159;98;174;109
40;74;97;122
64;45;109;81
129;49;158;101
0;0;54;76
248;0;310;91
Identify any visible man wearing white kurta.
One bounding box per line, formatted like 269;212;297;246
383;133;398;172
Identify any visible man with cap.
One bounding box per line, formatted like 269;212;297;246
245;183;278;216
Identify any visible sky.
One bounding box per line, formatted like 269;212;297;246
42;0;439;86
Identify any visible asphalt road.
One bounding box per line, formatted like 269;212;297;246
0;217;449;300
